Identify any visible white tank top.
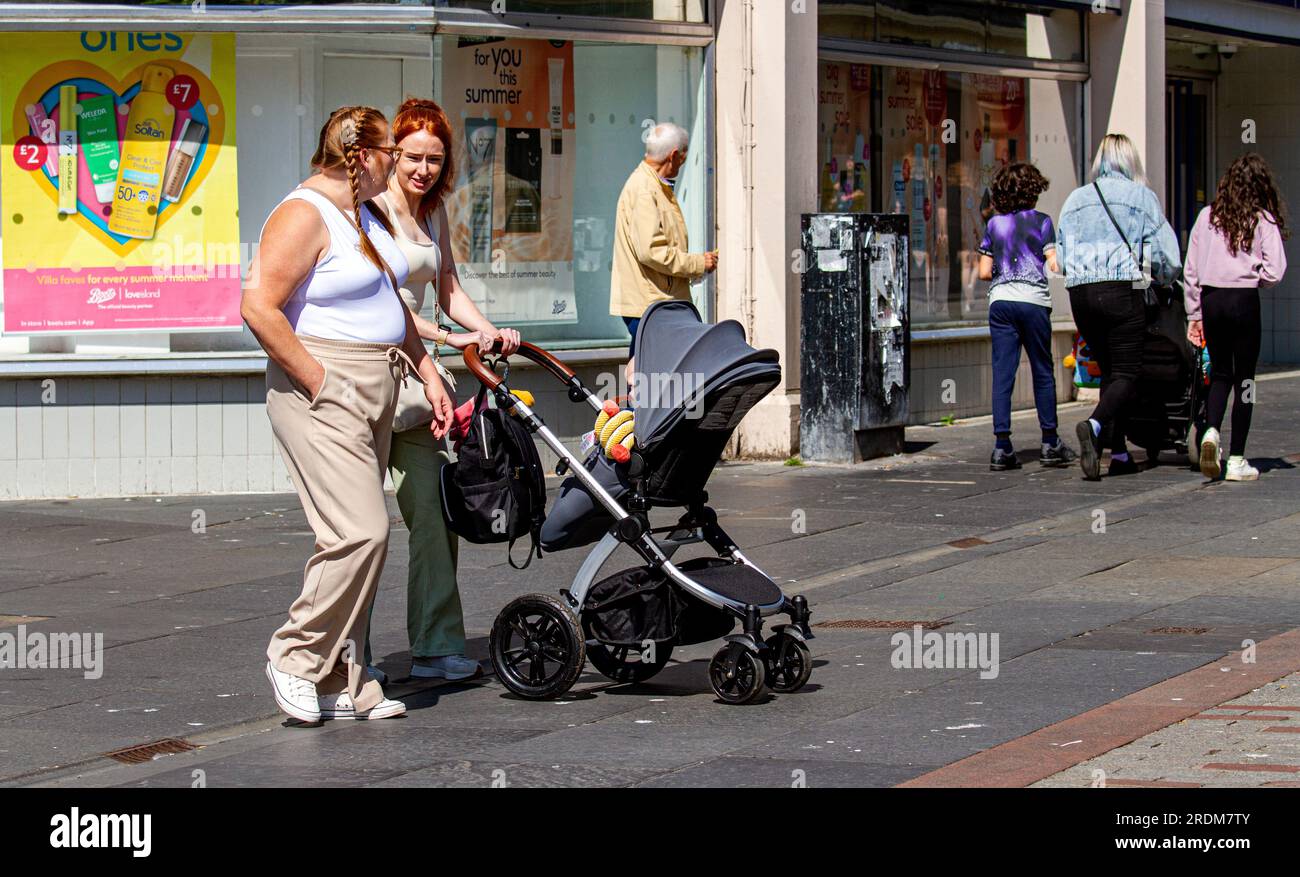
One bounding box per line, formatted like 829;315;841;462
377;190;441;315
265;187;410;344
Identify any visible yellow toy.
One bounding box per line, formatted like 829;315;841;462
593;400;636;463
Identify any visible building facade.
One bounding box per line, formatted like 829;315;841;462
0;0;1296;497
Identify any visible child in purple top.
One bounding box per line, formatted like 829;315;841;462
1184;153;1290;481
977;162;1076;471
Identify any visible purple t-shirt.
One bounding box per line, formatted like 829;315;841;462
977;209;1056;289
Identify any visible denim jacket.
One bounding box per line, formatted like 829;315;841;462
1055;173;1182;288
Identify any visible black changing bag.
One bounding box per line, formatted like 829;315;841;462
440;389;547;569
583;557;737;647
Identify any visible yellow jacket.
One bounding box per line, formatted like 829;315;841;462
609;161;706;317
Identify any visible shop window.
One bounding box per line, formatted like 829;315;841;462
0;30;707;357
818;60;1083;324
436;0;706;22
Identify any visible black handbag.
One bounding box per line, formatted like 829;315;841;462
1093;180;1184;315
440;388;547;569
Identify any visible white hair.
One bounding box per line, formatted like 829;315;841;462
645;122;689;162
1090;133;1147;185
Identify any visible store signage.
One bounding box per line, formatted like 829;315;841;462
1;32;240;335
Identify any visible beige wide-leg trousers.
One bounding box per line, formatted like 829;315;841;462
265;334;417;713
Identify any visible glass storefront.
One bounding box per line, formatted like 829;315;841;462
0;19;709;357
817;1;1085;326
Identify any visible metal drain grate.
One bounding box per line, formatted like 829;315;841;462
814;619;950;631
104;738;199;765
1148;626;1211;635
948;537;989;549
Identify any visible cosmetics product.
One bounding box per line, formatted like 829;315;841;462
77;94;121;205
504;128;541;234
161;118;206;203
109;64;175;240
25;103;59;178
58;86;78;215
547;57;564;156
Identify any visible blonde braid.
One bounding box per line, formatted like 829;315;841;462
339;116;399;294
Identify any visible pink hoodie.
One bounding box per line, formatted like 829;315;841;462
1183;206;1287;320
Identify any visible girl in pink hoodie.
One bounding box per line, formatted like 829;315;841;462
1184;153;1289;481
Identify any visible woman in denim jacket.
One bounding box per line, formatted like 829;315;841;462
1056;133;1182;481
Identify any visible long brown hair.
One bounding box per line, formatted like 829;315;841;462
1209;153;1290;256
391;97;457;224
310;106;398;286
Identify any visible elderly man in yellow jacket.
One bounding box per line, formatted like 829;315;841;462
610;122;718;378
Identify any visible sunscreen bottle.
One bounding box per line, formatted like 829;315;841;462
58;86;78;215
109;64;175;239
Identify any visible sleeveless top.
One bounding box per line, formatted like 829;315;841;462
377;190;442;315
263;187;410;344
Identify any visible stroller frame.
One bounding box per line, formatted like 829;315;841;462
465;339;813;705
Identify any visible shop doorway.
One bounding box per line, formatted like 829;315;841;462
1165;76;1212;254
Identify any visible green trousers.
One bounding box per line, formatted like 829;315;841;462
365;426;465;664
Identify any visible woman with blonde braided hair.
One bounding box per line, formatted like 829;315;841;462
243;105;454;722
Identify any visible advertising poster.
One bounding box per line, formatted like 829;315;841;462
882;67;950;319
1;32;240;335
442;37;577;325
959;73;1027;316
817;61;871;213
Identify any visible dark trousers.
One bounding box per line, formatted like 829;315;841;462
1069;281;1146;453
989;300;1058;438
623;316;641;357
1202;285;1262;457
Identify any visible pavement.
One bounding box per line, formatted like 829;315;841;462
2;371;1299;788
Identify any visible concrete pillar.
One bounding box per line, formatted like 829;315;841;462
714;0;819;458
1088;0;1167;204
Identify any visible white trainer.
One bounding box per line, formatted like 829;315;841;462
366;665;388;686
411;655;482;681
1199;427;1222;479
318;692;406;720
1224;456;1259;482
265;661;320;723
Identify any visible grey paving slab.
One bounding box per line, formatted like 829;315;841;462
635;756;929;788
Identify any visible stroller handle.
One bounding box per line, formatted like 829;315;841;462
463;339;576;391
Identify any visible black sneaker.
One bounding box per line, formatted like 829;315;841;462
990;448;1022;471
1075;421;1101;481
1040;440;1079;467
1108;456;1140;477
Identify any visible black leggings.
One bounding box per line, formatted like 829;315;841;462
1202;286;1262;457
1069;281;1146;453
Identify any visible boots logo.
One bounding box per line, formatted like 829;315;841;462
88;287;117;306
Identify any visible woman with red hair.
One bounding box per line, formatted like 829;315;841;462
365;97;522;683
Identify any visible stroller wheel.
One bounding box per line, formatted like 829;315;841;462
581;615;674;684
764;632;812;693
490;594;585;700
708;642;767;705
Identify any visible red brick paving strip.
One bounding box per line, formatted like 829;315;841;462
1190;713;1288;720
899;627;1300;788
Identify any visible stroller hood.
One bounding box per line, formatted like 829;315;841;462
631;301;780;455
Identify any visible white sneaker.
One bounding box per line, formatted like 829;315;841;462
318;692;407;720
1224;456;1259;482
366;665;388;686
411;655;482;681
1199;427;1222;479
265;661;320;723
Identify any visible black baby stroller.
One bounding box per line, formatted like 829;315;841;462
1120;286;1209;466
464;301;814;705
